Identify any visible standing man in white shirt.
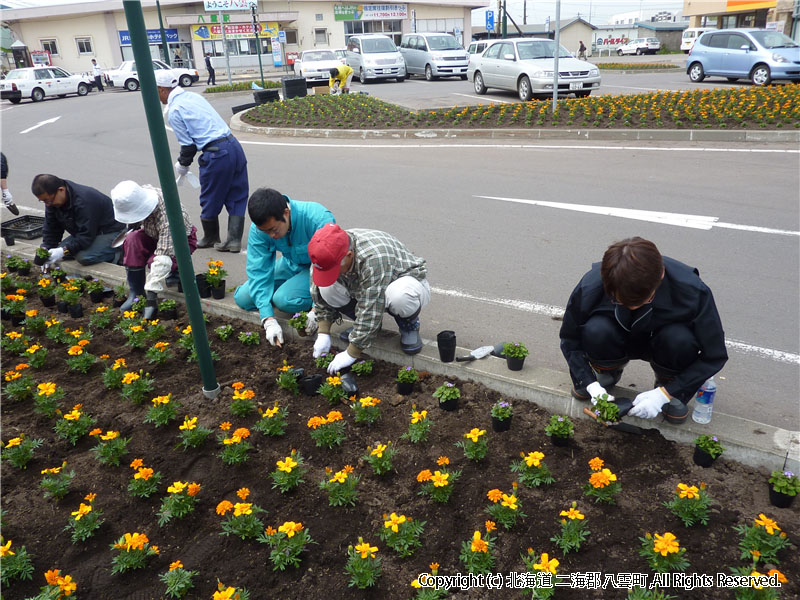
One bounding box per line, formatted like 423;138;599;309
91;59;104;92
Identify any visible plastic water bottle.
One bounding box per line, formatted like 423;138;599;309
691;377;717;424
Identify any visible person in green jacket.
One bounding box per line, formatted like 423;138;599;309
234;188;335;346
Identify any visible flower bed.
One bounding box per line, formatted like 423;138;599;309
2;266;799;599
241;86;800;130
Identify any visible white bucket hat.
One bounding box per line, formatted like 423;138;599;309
154;71;179;88
111;181;159;224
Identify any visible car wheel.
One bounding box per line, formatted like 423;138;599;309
179;74;192;87
77;83;89;96
9;98;21;104
727;77;739;83
636;48;643;55
460;74;467;80
688;62;705;83
31;88;44;102
125;78;140;91
750;64;771;86
617;49;624;56
518;76;532;102
359;69;367;84
396;75;405;82
425;64;436;81
473;71;486;95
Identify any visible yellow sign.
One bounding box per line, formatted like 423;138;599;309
726;0;776;11
191;21;278;41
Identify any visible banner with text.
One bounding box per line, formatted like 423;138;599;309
203;0;257;10
334;4;408;21
119;28;179;46
192;22;279;41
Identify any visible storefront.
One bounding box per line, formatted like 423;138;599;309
118;27;194;68
683;0;797;37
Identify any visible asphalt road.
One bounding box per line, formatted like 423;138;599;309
2;76;798;431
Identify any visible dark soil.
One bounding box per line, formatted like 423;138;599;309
2;280;798;600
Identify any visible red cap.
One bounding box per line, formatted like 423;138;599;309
309;223;349;287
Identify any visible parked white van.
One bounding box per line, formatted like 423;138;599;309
346;34;406;83
399;32;470;80
681;28;709;53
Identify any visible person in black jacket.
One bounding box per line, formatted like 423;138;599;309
32;174;124;268
560;237;727;424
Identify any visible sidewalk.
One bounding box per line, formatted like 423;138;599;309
4;238;798;473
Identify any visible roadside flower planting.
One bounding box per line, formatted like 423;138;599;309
1;259;798;598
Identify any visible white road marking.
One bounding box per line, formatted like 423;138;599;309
1;107;16;112
452;93;513;104
240;139;798;154
474;195;799;236
19;116;61;134
432;285;800;365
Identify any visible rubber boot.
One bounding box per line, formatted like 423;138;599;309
143;291;158;320
119;267;145;312
391;308;422;355
214;215;245;253
197;217;220;249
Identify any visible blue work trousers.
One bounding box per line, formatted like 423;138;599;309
234;257;312;316
63;231;121;266
198;136;249;219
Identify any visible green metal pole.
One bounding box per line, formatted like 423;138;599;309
123;0;220;399
502;0;507;38
156;0;170;66
251;6;265;87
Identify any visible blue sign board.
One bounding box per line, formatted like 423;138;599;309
119;29;179;46
278;30;286;43
486;10;495;32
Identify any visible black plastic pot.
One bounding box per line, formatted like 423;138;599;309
57;300;69;314
768;486;795;509
113;296;126;308
340;372;358;395
197;275;211;298
491;415;512;432
506;356;525;371
439;397;459;411
437;330;456;362
16;266;31;276
211;280;226;300
160;308;177;320
300;374;323;396
89;290;104;303
397;381;414;395
33;254;48;266
40;294;56;307
10;313;25;326
68;303;83;318
693;446;716;468
253;89;280;104
0;308;10;320
550;435;570;447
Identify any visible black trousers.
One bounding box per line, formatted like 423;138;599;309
94;76;104;91
581;314;699;379
207;68;216;85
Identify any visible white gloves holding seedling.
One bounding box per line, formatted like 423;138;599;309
328;350;356;374
263;317;284;346
175;163;189;177
313;333;331;358
629;387;670;419
587;381;614;405
44;247;65;269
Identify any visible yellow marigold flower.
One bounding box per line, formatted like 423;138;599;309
749;570;765;589
233;503;252;517
231;381;244;390
677;483;699;499
179;416;197;431
187;483;201;497
277;456;297;473
69;329;83;338
264;526;277;536
754;513;780;535
278;521;304;538
112;358;126;370
99;431;119;441
58;574;76;596
588;457;604;471
417;469;432;482
25;309;38;317
63;409;81;421
371;443;388;458
330;470;348;484
354;540;378;558
214;586;236;600
216;500;234;515
37;382;57;396
485;520;497;532
384;513;406;532
767;569;788;584
121;532;148;551
436;456;450;466
431;471;449;488
44;569;60;585
71;503;92;521
135;467;153;481
208;268;218;276
750;549;761;558
182;325;192;335
130;458;144;470
470;531;489;553
41;464;64;475
5;331;22;339
487;489;503;502
122;372;140;385
262;405;280;418
38;278;51;287
326;376;342;386
464;428;486;442
154;342;169;351
151;395;170;405
560;507;585;520
5;437;23;448
233;389;255;400
96;306;109;313
129;325;143;333
534;552;559;574
410;410;427;423
167;481;188;494
1;540;14;557
411;579;421;588
236;488;250;500
524;451;545;468
219;421;232;431
589;468;617;489
67;345;84;356
26;344;41;354
84;493;96;502
653;532;680;556
4;371;21;381
501;493;518;510
169;560;183;572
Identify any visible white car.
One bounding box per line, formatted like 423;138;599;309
293;50;342;81
617;37;661;56
467;37;601;100
104;59;199;91
0;66;92;103
333;48;348;64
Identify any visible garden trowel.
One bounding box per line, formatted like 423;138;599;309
456;345;495;362
583;397;643;435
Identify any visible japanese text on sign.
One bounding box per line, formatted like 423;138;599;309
203;0;257;11
334;4;408;21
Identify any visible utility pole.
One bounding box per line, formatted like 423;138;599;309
251;5;265;87
523;0;527;25
501;0;507;38
552;0;560;113
220;11;232;85
156;0;170;65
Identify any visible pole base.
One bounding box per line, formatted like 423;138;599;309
202;383;221;400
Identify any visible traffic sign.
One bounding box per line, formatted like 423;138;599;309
486;10;495;32
278;30;286;43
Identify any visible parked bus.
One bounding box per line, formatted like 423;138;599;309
681;28;709;53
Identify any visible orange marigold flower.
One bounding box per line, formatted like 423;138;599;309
416;469;432;482
470;531;489;553
231;381;244;390
88;428;102;437
169;560;183;571
236;488;250;500
219;421;232;431
485;520;497;532
436;456;450;466
129;458;144;469
186;483;201;497
343;464;354;474
232;427;250;439
487;489;503;502
134;468;154;481
216;500;234;515
45;569;61;585
84;493;96;502
588;457;604;471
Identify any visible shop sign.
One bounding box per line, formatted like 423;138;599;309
203;0;257;10
119;28;179;46
192;22;279;40
334;4;408;21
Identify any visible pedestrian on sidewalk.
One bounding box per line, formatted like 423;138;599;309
155;71;249;252
578;41;587;60
234;188;335;346
205;53;216;86
559;237;728;424
91;59;104;92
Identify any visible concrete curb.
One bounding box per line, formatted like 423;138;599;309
230;112;800;143
5;240;798;472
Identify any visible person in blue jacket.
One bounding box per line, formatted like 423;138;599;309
234;188;335;345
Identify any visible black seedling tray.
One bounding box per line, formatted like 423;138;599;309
1;216;44;239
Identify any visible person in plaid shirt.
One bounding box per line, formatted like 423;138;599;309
308;224;430;374
111;181;197;319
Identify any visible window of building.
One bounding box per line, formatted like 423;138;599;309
314;28;328;45
414;18;464;35
316;13;324;21
343;20;402;45
75;37;93;55
41;39;59;56
284;29;298;45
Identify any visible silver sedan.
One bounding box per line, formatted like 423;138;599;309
467;38;601;100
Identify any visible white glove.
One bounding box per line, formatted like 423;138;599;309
144;255;173;292
263;318;284;346
305;310;318;335
175;162;189;176
587;381;614;406
327;350;357;375
313;333;331;358
629;387;670;419
45;247;65;267
2;189;12;203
